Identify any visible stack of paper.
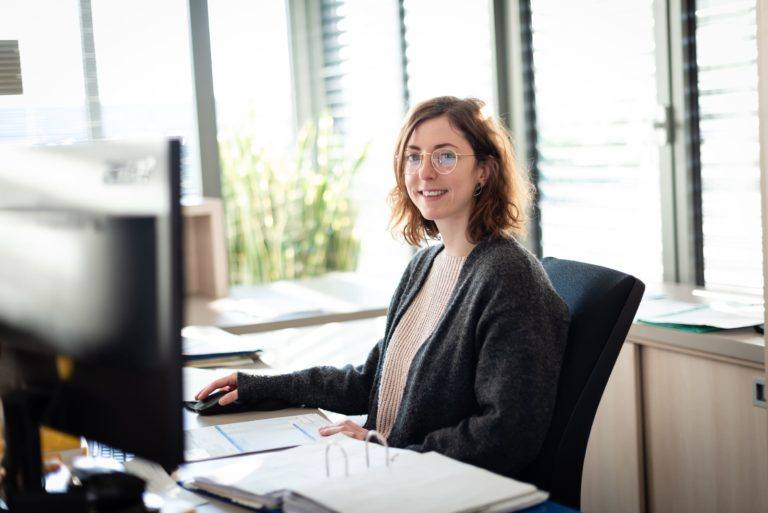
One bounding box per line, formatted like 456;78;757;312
182;437;547;513
182;326;261;366
123;457;208;510
636;298;763;332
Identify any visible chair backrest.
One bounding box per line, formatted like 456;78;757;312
520;257;645;509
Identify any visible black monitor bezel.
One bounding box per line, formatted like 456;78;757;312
0;138;184;470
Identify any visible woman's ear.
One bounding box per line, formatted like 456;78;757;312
477;160;491;186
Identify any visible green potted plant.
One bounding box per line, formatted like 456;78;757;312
220;116;368;285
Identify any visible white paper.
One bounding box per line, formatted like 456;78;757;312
182;325;260;357
192;436;407;497
188;438;544;513
645;306;763;329
636;299;704;321
317;409;367;427
184;414;331;461
637;298;763;329
290;450;541;513
123;457;207;507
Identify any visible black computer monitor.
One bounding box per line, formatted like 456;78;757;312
0;139;184;503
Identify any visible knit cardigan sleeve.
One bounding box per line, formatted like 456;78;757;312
402;258;569;477
235;250;425;415
236;340;383;415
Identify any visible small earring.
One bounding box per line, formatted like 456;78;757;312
473;183;484;197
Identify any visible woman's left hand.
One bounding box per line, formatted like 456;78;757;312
318;420;369;440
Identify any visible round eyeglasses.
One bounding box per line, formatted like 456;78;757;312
400;148;480;175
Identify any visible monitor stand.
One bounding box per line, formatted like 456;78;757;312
1;390;148;513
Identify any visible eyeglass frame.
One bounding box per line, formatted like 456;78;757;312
397;148;484;175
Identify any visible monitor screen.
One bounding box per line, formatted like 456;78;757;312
0;138;183;469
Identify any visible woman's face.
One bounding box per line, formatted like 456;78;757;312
404;115;487;231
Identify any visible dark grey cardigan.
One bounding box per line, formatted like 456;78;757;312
237;236;570;477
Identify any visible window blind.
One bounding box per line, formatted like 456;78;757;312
320;0;348;140
696;0;762;293
0;40;23;95
401;0;496;111
316;0;413;278
530;0;664;284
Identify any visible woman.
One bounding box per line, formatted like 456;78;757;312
196;96;569;478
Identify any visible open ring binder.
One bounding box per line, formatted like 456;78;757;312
185;436;549;513
364;430;390;468
324;442;349;477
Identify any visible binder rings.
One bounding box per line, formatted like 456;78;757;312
181;432;548;513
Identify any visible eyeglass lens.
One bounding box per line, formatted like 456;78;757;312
404;148;458;174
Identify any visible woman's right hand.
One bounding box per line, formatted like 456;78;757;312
195;372;239;405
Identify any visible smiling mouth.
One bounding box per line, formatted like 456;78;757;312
420;189;448;197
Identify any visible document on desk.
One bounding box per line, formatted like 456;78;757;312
123;457;208;508
637;298;763;330
183;436;547;513
184;413;330;462
182;325;262;363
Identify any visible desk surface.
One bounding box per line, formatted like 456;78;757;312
180;400;579;513
186;272;393;335
191;495;577;513
180;277;764;513
180;358;580;513
180;411;578;513
187;278;765;365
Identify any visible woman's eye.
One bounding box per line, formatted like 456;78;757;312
406;154;421;163
437;151;457;166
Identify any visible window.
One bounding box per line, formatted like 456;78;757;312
696;0;762;292
402;0;496;112
4;0;763;296
0;1;200;195
209;0;411;286
0;0;88;143
530;0;664;284
208;0;294;151
321;0;412;279
90;0;199;196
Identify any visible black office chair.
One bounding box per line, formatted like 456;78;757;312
520;257;645;510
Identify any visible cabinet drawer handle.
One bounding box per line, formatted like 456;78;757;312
754;377;767;409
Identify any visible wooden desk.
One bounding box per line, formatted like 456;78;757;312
185;280;765;513
180;411;579;513
185;272;395;335
177;319;580;513
187;279;765;364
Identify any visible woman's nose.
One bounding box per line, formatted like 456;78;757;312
418;156;437;179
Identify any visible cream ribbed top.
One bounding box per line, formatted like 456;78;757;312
375;251;466;439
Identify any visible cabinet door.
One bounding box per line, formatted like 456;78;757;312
643;347;768;513
582;343;645;513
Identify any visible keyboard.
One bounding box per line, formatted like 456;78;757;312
86;440;134;463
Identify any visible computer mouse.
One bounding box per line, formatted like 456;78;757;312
184;390;245;415
184;390;293;415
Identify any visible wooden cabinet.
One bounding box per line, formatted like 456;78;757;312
183;198;228;298
581;339;768;513
643;347;767;513
581;343;645;513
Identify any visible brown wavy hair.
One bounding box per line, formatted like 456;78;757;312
388;96;532;247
